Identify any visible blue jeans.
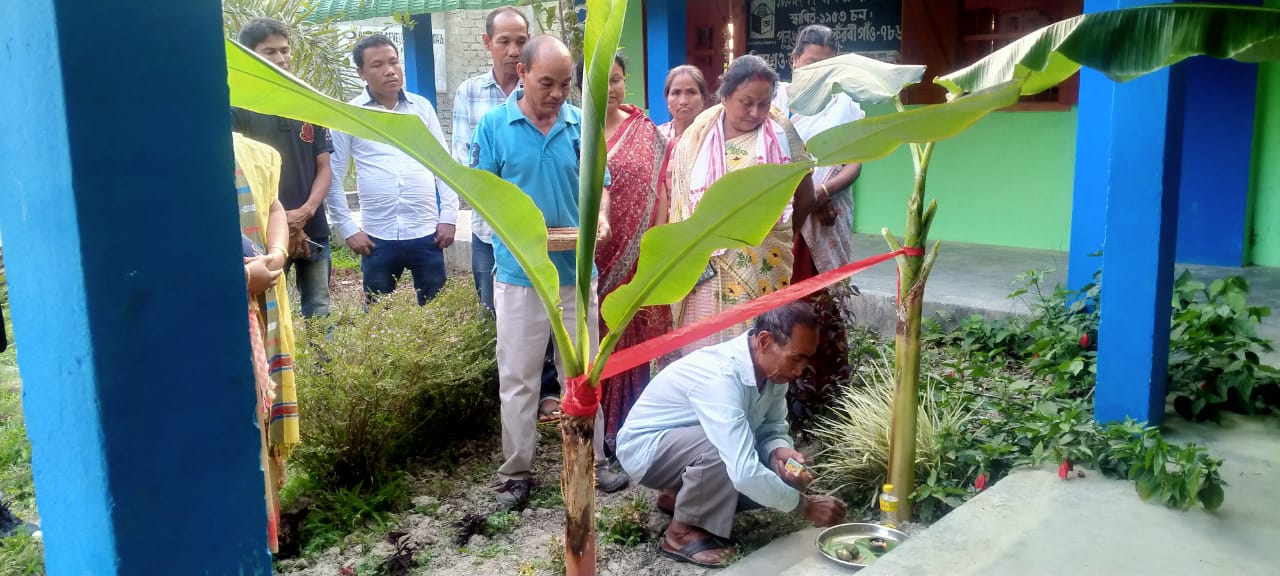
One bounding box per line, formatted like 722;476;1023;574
361;234;447;306
285;235;332;318
471;234;496;313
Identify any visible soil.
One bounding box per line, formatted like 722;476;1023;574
274;425;810;576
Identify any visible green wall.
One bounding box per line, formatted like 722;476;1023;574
1249;0;1280;266
619;0;648;108
853;106;1079;252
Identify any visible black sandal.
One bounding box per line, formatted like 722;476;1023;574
657;530;734;569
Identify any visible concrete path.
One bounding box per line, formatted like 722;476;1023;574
723;413;1280;576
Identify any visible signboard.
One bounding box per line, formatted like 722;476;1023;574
432;28;447;89
747;0;902;80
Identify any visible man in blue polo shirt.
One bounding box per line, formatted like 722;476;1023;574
469;35;629;509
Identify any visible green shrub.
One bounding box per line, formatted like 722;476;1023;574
291;280;498;491
810;350;973;491
1167;271;1280;421
596;495;650;547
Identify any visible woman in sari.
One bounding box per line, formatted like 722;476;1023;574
596;54;672;454
668;55;827;351
657;65;709;141
234;132;300;554
781;25;867;425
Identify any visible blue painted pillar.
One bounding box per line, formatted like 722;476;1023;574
404;13;438;106
644;0;687;125
0;1;271;574
1080;0;1183;425
1066;65;1114;290
1173;1;1260;266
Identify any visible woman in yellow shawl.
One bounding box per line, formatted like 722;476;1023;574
669;55;830;351
233;133;300;553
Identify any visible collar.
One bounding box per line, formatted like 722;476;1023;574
729;333;761;389
504;88;578;126
359;85;410;108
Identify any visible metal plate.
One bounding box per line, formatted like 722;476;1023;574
815;523;909;570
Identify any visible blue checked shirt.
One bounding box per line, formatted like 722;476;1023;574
451;70;512;244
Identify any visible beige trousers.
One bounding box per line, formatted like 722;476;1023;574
495;280;608;482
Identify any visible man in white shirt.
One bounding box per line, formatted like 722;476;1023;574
617;302;847;568
326;34;458;305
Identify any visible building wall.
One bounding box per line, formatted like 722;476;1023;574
619;0;648;109
853;107;1079;252
1250;0;1280;266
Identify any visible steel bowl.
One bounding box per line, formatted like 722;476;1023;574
815;523;909;570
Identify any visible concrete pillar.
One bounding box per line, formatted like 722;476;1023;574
1173;1;1260;266
644;0;688;125
404;13;438;106
0;1;272;573
1073;0;1182;424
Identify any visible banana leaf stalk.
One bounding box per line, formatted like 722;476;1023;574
882;135;940;523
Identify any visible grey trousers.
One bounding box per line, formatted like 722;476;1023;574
494;280;608;482
638;426;762;539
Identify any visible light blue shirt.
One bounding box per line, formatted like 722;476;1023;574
616;333;801;512
326;88;459;241
469;89;605;287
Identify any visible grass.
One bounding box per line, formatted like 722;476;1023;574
596;495;650;547
330;240;361;273
808;347;974;493
0;273;43;576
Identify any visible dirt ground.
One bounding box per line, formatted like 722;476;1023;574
274;423;811;576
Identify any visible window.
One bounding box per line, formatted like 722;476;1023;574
901;0;1082;109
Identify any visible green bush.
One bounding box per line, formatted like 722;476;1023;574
596;495;650;547
810;350;973;491
1167;271;1280;421
291;280;498;491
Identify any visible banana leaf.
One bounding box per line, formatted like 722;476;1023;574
787;52;926;116
224;39;580;369
592;161;812;381
575;0;628;371
937;4;1280;98
806;81;1023;167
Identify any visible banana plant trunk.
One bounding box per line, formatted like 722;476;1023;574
885;142;940;523
561;414;597;575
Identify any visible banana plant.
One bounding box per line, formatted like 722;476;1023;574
227;0;1280;565
789;2;1280;521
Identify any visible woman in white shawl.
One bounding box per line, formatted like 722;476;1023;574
774;25;867;424
668;55;828;352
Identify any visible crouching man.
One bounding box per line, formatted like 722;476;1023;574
616;302;847;568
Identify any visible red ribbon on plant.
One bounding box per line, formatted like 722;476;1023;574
558;245;926;418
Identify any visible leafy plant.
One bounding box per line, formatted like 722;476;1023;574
294;474;412;557
810;350;973;491
290;281;497;490
1167;271;1280;421
482;511;520;538
222;0;363;100
595;495;649;547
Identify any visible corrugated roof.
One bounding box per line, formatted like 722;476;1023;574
305;0;520;22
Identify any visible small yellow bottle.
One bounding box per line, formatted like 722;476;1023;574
878;483;899;528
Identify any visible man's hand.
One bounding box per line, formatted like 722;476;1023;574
245;256;283;294
436;223;456;249
346;231;376;256
798;494;847;527
285;206;314;231
771;447;815;490
289;230;312;260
